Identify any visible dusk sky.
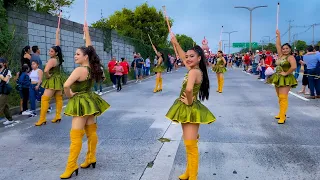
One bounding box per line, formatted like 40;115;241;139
67;0;320;53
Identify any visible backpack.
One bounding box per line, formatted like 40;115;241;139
0;68;12;95
131;59;135;68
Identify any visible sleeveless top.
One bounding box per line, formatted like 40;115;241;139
29;69;40;82
70;66;93;93
179;68;202;100
216;58;224;66
275;56;292;73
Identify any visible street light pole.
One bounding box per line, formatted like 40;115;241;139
223;31;238;55
221;40;228;52
234;5;268;51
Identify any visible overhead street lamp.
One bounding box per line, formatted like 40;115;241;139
223;31;238;54
234;5;268;51
221;40;228;52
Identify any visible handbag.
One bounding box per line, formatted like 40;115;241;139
265;67;275;76
0;69;12;95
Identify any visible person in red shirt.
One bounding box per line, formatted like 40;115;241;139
107;57;117;88
265;51;274;69
244;53;250;71
120;57;130;85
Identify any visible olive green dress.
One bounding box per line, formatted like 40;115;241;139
42;65;65;90
153;58;166;73
166;70;216;124
64;67;110;117
212;58;227;73
267;56;298;88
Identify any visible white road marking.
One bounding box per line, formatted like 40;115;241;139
289;91;310;101
140;122;183;180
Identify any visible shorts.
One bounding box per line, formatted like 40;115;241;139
135;68;143;76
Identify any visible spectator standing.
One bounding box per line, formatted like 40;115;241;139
17;64;31;116
29;61;43;116
253;50;260;75
31;46;43;70
302;46;320;99
108;56;117;88
0;58;14;125
294;51;303;79
21;46;32;71
134;53;144;83
120;57;130;85
113;61;124;92
94;66;105;95
145;56;151;76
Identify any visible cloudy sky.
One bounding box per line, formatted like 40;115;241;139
66;0;320;53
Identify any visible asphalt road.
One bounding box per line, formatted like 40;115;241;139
0;67;319;180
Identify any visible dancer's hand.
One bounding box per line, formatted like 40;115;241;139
279;71;287;76
180;92;194;105
170;32;177;44
67;90;77;98
83;22;89;32
276;29;280;37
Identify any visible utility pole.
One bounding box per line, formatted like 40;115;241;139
312;24;315;46
287;20;294;44
234;5;268;51
223;31;238;54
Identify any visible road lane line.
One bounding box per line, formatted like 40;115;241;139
140;123;182;180
289;91;310;101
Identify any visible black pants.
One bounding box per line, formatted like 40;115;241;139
302;74;309;86
122;74;128;85
22;88;29;111
116;75;122;90
109;73;116;85
167;64;172;72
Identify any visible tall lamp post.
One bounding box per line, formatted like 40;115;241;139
223;31;238;54
221;40;228;52
234;5;268;51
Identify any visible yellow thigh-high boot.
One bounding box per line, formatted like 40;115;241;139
216;75;220;92
179;140;199;180
60;129;84;179
219;76;224;93
274;95;280;119
179;138;199;180
52;94;63;123
153;78;159;93
81;124;98;169
278;94;288;124
35;96;50;126
159;77;163;91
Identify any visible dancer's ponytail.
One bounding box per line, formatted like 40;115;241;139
189;45;210;101
79;46;103;82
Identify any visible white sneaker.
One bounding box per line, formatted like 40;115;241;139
95;91;99;94
22;111;31;116
47;107;53;113
26;109;32;113
98;92;103;96
3;120;14;125
135;80;139;83
113;85;116;88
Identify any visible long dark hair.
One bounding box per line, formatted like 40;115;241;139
20;46;30;66
78;46;103;82
281;43;293;55
189;45;210;101
51;46;64;66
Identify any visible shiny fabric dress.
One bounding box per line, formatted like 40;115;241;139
42;65;65;90
153;61;166;73
166;72;216;124
212;58;227;73
267;56;298;88
64;67;110;117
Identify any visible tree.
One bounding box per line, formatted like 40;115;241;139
317;41;320;47
4;0;74;15
295;40;307;51
176;34;195;51
92;3;172;49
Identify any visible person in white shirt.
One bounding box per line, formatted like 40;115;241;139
145;56;151;76
0;58;14;125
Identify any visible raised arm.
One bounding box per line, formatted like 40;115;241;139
55;28;60;46
84;22;92;47
276;30;282;57
170;33;187;68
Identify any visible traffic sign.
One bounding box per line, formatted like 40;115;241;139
232;42;259;48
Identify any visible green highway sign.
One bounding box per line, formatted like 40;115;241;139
232;42;259;48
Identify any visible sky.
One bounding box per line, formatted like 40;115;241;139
66;0;320;53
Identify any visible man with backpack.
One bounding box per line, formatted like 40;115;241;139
0;58;14;125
